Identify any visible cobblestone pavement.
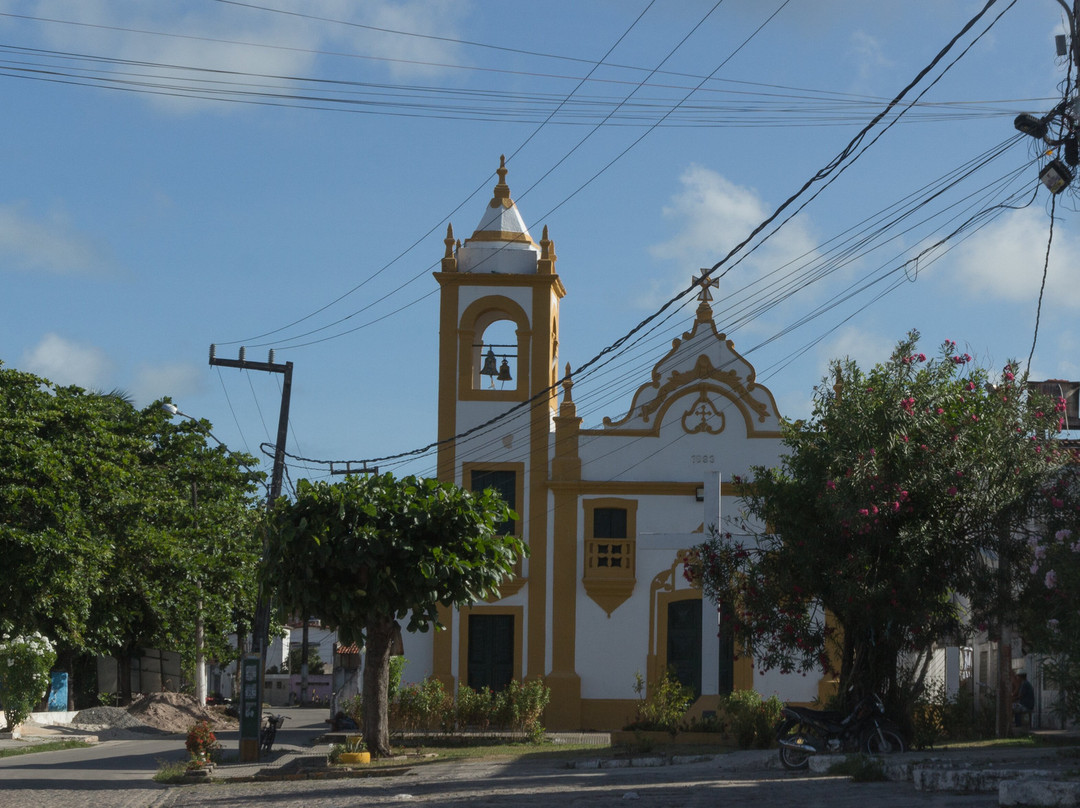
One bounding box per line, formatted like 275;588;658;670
116;757;999;808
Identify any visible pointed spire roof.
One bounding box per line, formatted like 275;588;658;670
457;156;542;274
465;155;537;249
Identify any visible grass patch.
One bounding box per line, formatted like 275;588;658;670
827;755;887;782
371;739;735;768
154;759;192;784
0;740;92;758
373;741;606;767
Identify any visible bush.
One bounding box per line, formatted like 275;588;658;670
625;670;694;734
911;682;995;748
493;678;550;739
390;676;550;741
455;684;495;731
0;630;56;731
722;690;782;749
391;676;454;732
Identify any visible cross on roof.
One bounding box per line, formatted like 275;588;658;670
693;269;719;303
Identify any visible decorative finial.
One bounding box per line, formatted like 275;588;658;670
562;363;574;403
441;223;458;272
492;154;511;204
693;269;718;322
444;224;455;259
693;269;719;303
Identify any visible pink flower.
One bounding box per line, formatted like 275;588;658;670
858;508;869;516
947;486;958;496
826;480;836;490
1055;529;1072;543
1005;371;1015;381
937;408;945;415
1045;569;1058;589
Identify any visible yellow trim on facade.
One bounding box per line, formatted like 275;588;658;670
463;230;538;247
434;270;568;300
580;699;639;732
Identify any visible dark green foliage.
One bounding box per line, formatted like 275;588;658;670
0;362;263;691
686;332;1064;717
265;472;527;756
723;690;783;749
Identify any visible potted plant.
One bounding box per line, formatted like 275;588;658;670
185;720;221;773
339;733;370;764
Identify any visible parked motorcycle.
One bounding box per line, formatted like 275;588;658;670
775;692;905;770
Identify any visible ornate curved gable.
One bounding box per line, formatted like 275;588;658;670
601;277;782;438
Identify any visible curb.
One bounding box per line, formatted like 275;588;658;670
999;779;1080;807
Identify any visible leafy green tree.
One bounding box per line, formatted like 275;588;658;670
0;362;262;704
266;473;526;756
286;646;326;676
0;365;137;651
685;332;1063;721
1017;462;1080;724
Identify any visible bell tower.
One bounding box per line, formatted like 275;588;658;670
431;156;566;689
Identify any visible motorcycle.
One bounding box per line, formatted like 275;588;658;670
775;692;905;770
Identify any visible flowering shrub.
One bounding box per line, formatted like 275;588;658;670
0;628;57;731
185;720;221;765
685;331;1066;716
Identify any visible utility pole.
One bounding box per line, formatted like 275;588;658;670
209;344;294;762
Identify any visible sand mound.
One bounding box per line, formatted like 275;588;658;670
126;692;236;734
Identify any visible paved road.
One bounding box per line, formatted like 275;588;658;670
144;758;1001;808
0;708;1010;808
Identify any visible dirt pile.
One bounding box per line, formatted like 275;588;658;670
127;692;236;733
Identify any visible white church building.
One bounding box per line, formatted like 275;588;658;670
401;158;827;730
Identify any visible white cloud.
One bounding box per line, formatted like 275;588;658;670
814;325;896;379
21;333;114;389
0;204;115;277
947;207;1080;306
131;362;205;407
848;31;893;90
25;0;469;113
647;164;820;310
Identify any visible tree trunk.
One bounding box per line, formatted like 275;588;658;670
195;600;206;705
996;626;1013;738
361;616;396;757
300;619;309;706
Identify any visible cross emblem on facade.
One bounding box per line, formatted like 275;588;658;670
693;269;719;303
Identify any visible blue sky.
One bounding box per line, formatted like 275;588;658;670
2;0;1079;486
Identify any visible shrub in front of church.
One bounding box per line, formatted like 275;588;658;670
492;678;550;740
391;676;454;732
720;689;782;749
624;670;694;734
390;676;550;741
